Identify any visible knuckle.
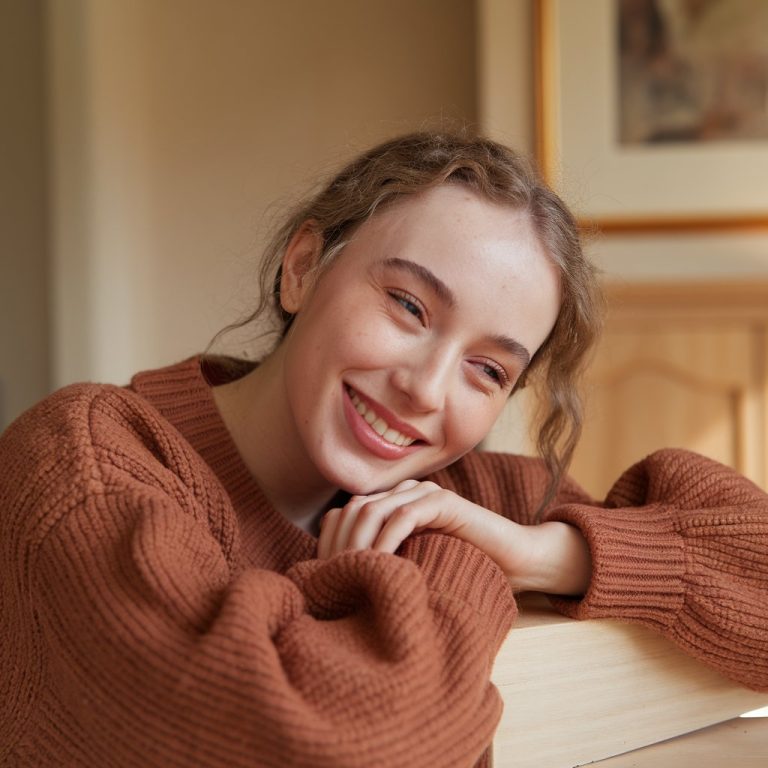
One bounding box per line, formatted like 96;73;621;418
359;500;386;519
393;503;416;521
357;502;375;519
343;497;369;516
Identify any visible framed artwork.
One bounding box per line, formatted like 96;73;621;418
535;0;768;232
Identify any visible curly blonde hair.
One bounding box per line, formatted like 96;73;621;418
218;131;603;509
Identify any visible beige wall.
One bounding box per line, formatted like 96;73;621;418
47;0;478;388
477;0;533;153
0;0;50;429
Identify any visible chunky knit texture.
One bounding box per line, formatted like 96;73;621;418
1;357;767;767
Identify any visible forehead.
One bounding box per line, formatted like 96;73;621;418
358;185;555;289
363;185;542;259
345;185;562;354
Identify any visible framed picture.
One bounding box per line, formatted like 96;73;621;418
535;0;768;232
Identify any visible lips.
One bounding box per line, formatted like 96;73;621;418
347;388;418;446
342;384;427;460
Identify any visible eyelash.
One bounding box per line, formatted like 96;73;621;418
388;289;426;322
387;289;511;389
474;360;510;387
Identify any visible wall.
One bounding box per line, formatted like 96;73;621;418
477;0;533;153
0;0;50;429
46;0;478;389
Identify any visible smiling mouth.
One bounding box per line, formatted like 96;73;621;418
346;387;423;447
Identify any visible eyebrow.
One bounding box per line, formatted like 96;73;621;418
377;257;532;369
380;257;457;308
489;334;531;369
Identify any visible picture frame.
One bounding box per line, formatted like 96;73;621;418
534;0;768;232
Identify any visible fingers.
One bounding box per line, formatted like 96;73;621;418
317;484;407;559
330;481;416;555
372;486;459;553
329;494;381;555
317;480;442;559
318;481;551;587
370;503;425;554
316;507;339;560
347;481;426;548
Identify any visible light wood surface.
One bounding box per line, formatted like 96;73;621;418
491;595;767;768
593;717;768;767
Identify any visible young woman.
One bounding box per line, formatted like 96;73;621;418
2;132;766;767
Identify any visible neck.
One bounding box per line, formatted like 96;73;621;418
211;348;339;534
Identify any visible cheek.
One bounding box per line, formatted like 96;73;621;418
446;396;506;450
286;298;412;387
336;308;415;365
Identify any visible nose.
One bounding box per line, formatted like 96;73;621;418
390;345;455;413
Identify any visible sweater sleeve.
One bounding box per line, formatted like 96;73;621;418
1;389;515;767
543;449;768;692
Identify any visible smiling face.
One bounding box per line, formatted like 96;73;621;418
277;184;562;496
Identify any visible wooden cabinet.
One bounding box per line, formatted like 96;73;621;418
569;282;768;499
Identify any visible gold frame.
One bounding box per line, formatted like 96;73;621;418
534;0;768;234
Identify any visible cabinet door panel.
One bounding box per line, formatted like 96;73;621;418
571;327;760;499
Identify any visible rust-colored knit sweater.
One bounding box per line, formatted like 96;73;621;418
1;357;766;767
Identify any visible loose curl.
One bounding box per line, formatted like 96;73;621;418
214;131;603;512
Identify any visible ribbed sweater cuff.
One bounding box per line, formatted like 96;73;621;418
402;533;517;652
543;503;686;629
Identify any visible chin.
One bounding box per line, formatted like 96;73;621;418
319;457;410;497
332;472;393;497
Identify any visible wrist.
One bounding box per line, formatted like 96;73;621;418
514;521;592;596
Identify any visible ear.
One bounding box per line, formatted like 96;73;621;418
279;221;323;314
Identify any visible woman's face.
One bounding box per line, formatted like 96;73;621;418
279;184;561;496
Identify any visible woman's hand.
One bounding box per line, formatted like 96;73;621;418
317;480;592;596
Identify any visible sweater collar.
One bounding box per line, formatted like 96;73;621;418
129;356;317;568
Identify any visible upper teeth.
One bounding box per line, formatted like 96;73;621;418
348;388;416;447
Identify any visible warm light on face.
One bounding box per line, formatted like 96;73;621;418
278;185;562;496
